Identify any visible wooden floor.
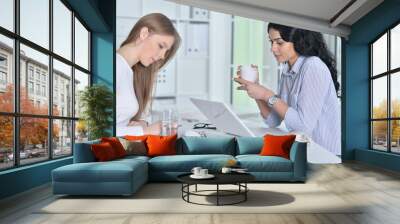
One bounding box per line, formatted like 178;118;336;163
1;162;400;224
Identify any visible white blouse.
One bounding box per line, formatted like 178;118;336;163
116;53;144;136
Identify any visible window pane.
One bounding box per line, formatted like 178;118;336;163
20;44;49;115
75;18;89;70
53;59;72;117
0;0;14;31
372;77;387;119
372;33;387;76
232;17;265;113
20;117;49;165
391;24;400;70
74;69;89;118
75;120;88;143
0;116;13;170
391;120;400;153
20;0;49;49
53;0;72;60
372;121;388;151
53;119;72;158
0;35;14;113
391;72;400;118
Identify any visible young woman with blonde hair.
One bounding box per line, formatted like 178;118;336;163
116;13;181;136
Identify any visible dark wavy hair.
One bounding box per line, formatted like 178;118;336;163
267;23;340;93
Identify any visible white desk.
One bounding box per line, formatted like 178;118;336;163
178;112;341;164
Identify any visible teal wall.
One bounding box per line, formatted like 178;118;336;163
355;149;400;172
92;33;114;87
0;0;115;200
91;0;115;136
0;158;72;199
66;0;111;32
344;0;400;171
91;32;115;135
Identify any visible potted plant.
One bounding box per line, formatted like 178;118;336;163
79;84;113;140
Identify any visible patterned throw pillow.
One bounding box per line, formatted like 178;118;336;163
118;137;147;156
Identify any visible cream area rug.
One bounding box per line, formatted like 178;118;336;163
38;183;362;214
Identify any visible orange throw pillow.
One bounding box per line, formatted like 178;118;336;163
124;135;149;142
101;137;126;158
146;135;177;157
260;134;296;159
91;142;117;161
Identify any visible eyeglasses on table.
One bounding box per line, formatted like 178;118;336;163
193;123;217;130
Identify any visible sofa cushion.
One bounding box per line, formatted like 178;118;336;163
260;134;296;159
52;159;147;183
115;155;150;164
148;154;235;172
73;139;100;163
91;142;118;161
236;155;293;172
178;136;236;155
236;137;263;155
125;135;148;142
101;137;127;158
118;138;147;156
147;135;177;157
53;163;132;183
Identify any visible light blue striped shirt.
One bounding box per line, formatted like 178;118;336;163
264;56;341;155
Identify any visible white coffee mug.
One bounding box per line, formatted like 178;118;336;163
221;167;232;174
200;169;208;176
191;167;202;176
240;65;258;83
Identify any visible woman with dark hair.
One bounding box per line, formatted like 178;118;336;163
234;23;340;155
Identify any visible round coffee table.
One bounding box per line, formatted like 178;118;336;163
177;172;255;206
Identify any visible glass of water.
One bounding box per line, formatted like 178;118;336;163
161;108;179;136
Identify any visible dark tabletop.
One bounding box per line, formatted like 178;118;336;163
177;172;255;185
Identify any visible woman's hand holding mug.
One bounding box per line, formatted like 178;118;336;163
234;65;275;100
237;64;259;83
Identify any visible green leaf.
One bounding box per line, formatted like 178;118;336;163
79;84;114;140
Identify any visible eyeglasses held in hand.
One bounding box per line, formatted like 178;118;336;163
193;123;216;130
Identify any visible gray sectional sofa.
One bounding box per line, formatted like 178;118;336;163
52;136;307;196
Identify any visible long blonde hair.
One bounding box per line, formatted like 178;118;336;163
120;13;181;120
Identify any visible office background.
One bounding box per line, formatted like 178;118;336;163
116;0;341;115
0;0;399;200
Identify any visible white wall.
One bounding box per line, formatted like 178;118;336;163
208;12;232;103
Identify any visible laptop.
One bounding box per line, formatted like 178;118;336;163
190;98;256;137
